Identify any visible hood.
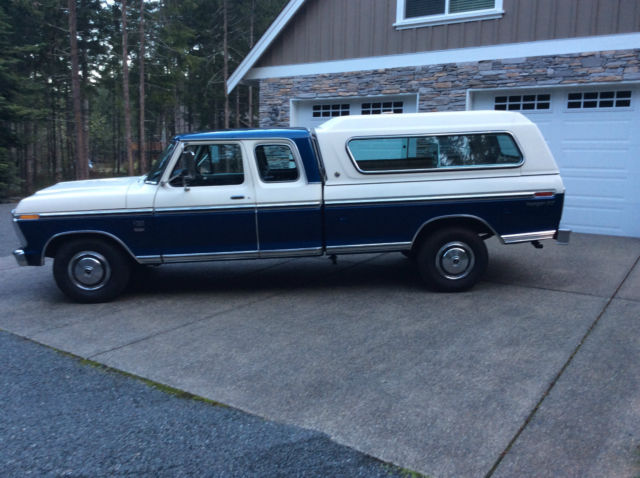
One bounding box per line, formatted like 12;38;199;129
14;176;144;215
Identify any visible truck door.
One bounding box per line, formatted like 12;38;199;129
153;141;258;262
249;140;323;256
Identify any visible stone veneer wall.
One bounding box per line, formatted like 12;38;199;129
258;49;640;127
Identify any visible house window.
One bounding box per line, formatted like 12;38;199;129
396;0;503;29
312;104;350;118
494;94;550;111
567;91;632;109
361;102;404;115
347;133;522;173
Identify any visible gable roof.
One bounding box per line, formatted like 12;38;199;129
228;0;640;94
227;0;306;94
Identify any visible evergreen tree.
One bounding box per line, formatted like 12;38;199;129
0;5;19;198
0;0;288;199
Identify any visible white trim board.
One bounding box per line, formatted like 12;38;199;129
243;32;640;82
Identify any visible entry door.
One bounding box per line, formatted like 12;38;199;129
153;142;258;261
248;140;323;255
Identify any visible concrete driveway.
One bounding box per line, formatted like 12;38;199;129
1;202;639;477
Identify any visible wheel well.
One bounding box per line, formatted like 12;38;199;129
411;217;494;253
45;232;137;263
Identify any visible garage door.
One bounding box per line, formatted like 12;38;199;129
472;86;640;237
291;94;418;129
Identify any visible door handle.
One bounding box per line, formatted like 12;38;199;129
230;195;245;200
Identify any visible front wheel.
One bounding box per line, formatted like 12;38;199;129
417;228;488;292
53;239;131;303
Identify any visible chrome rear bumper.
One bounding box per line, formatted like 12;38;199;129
13;249;28;266
501;228;571;245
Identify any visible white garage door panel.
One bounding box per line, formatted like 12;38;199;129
471;85;640;237
564;176;628;195
560;151;629;172
562;118;633;137
563;207;623;234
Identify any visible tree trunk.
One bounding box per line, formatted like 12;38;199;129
24;122;33;194
80;22;90;177
223;0;229;129
248;0;255;127
122;0;134;175
235;89;240;128
112;82;120;174
68;0;87;179
138;0;146;173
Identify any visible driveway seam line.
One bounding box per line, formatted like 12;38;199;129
482;278;614;299
88;255;383;360
484;255;639;478
613;254;640;300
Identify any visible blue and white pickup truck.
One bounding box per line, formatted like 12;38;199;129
13;111;570;302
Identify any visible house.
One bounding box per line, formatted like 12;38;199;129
228;0;640;238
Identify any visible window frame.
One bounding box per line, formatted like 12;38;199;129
395;0;503;29
312;103;351;118
565;90;633;111
345;131;524;175
361;101;405;115
168;141;246;188
254;142;302;183
494;94;552;113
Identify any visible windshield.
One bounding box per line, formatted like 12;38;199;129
145;141;177;184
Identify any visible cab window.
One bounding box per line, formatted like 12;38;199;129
254;144;299;182
171;143;244;186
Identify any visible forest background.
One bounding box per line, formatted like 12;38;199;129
0;0;287;200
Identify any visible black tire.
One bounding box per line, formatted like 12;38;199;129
53;238;131;303
417;228;488;292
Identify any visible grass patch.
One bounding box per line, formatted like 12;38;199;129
384;464;429;478
76;356;229;408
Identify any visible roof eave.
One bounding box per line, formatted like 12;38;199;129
227;0;307;94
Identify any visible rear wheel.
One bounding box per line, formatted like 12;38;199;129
417;228;488;292
53;239;131;303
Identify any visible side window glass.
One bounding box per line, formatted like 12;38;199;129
255;144;299;182
171;143;244;186
347;133;523;173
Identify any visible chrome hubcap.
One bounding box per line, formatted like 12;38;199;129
436;242;475;280
69;252;111;290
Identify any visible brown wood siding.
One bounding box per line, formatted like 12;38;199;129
256;0;640;67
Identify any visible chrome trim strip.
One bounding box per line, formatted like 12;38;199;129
501;230;557;244
326;242;411;254
161;246;324;263
162;250;261;263
157;202;321;214
13;249;28;267
324;191;536;207
42;230;141;265
154;205;255;213
39;208;154;218
259;247;323;258
136;255;163;265
411;214;500;244
257;201;321;209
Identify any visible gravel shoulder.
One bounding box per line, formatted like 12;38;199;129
0;331;412;478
